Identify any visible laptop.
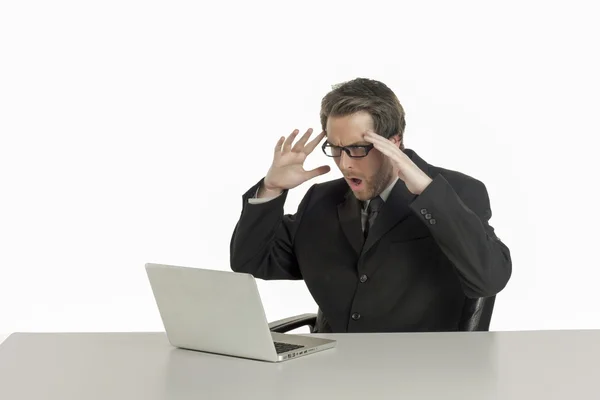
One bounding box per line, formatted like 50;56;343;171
145;263;336;362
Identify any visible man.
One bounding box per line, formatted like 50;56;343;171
230;78;511;333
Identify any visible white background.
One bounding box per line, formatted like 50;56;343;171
1;0;599;340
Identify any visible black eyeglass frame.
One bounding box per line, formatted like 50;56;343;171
321;142;375;158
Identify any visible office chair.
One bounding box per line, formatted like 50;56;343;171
268;296;496;333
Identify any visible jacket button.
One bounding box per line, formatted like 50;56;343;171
420;208;428;215
425;213;432;219
429;218;436;225
351;312;361;320
359;274;368;283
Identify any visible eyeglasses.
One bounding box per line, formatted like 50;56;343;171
321;142;375;158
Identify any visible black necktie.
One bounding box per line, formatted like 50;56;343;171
364;196;383;239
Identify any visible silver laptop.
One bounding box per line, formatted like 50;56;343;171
145;263;336;362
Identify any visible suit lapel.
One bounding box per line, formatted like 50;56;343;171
362;179;417;254
337;191;364;255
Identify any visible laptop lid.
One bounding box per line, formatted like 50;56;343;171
145;263;279;361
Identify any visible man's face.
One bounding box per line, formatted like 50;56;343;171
325;111;398;201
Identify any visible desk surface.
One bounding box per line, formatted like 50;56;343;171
1;330;599;399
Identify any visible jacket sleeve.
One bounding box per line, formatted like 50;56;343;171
409;174;512;298
229;178;315;280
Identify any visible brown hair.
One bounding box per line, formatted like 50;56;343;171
320;78;406;149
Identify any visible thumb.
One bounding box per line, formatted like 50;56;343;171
305;165;331;180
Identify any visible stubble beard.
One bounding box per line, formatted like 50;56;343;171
354;164;395;201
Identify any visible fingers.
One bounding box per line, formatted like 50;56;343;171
363;131;390;145
303;130;327;154
278;128;324;157
283;129;300;153
364;131;397;151
364;131;402;148
305;165;331;180
292;128;314;152
371;139;400;162
274;136;285;155
364;131;403;162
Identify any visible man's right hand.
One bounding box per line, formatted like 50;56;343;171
258;128;331;198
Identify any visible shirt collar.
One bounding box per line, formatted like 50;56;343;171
363;177;398;210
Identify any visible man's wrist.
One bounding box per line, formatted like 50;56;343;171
257;181;283;198
411;176;433;195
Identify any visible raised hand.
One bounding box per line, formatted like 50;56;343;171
363;131;433;195
261;128;330;195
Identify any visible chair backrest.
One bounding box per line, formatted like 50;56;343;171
458;296;496;331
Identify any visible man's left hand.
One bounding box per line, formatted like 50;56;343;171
364;131;433;195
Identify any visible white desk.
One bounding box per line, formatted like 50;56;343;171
1;330;599;399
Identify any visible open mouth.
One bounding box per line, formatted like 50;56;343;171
347;177;364;190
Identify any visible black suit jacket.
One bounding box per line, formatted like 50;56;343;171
230;149;512;333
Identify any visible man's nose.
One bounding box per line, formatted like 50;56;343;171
339;151;353;169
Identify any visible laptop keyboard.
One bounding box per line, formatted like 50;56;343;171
274;341;305;354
